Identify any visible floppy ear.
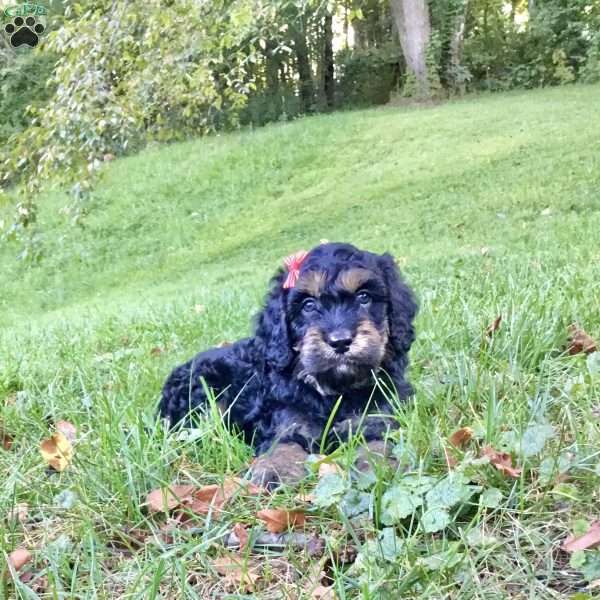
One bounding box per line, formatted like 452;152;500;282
254;269;294;371
379;253;417;356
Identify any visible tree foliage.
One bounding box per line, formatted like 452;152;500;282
1;0;599;245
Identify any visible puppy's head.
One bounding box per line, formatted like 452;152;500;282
255;243;417;394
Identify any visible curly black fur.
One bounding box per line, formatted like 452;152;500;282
159;242;417;454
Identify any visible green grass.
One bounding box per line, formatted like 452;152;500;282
1;84;600;598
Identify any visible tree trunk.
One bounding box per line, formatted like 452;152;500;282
293;28;314;113
389;0;432;97
448;0;468;94
323;13;335;109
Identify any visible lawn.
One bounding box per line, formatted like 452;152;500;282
1;84;600;598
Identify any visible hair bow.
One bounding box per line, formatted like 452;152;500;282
282;250;309;289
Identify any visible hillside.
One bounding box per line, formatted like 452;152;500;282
1;86;600;598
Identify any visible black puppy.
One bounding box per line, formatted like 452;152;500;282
159;242;417;485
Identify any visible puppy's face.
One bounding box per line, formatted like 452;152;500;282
287;267;389;392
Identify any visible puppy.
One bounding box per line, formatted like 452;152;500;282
159;242;417;486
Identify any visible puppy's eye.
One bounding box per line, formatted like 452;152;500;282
302;298;317;313
356;291;371;305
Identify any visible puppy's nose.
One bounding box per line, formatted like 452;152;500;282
327;330;353;353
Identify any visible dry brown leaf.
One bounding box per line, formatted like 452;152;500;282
145;485;196;513
1;432;13;451
55;420;77;443
146;478;261;517
256;508;306;533
233;522;250;552
39;432;73;471
562;521;600;553
315;457;343;479
448;427;474;449
311;584;336;599
296;492;316;504
486;315;502;336
212;554;260;591
150;346;165;357
568;324;598;355
481;446;522;479
7;548;32;573
1;422;13;451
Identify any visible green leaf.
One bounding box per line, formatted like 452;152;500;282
538;452;574;486
340;489;371;518
391;439;417;470
480;487;503;508
570;550;587;569
425;475;480;510
381;485;423;525
520;424;555;457
377;527;404;561
421;508;451;533
418;545;463;570
573;519;591;537
466;526;498;547
398;473;437;495
581;551;600;582
313;473;348;508
587;351;600;375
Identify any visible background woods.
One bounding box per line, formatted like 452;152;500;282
1;0;600;240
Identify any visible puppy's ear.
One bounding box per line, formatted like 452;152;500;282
255;270;294;371
379;253;417;356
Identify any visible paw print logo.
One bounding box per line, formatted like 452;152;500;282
4;15;45;48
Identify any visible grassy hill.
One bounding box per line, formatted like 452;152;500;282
1;85;600;598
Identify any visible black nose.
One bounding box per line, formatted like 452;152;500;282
327;330;353;353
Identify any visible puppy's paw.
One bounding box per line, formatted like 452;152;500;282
354;440;397;474
248;442;308;489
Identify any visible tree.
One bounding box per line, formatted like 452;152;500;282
389;0;432;96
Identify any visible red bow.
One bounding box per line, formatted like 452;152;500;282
282;250;309;289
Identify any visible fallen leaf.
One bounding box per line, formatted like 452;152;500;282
55;420;77;443
212;554;260;591
448;427;474;449
150;346;164;357
481;446;522;479
486;316;502;336
256;508;306;533
7;548;32;573
146;478;261;517
145;485;196;513
563;521;600;553
314;455;343;478
233;522;250;552
190;478;261;515
40;432;73;471
311;584;336;599
568;325;598;355
1;430;13;451
218;340;233;348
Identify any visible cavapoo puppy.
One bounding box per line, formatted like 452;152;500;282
159;242;417;486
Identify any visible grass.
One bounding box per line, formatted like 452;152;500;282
1;83;600;598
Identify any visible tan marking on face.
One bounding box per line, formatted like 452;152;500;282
349;319;387;363
300;326;336;360
337;268;374;293
295;271;328;297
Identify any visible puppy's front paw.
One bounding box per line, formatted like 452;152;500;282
248;442;308;489
354;440;397;474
